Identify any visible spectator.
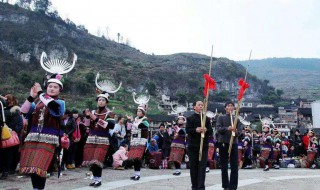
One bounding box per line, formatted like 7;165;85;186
153;123;165;150
0;94;22;179
112;116;126;147
61;109;77;169
147;139;159;153
112;144;129;169
162;125;173;159
292;129;302;156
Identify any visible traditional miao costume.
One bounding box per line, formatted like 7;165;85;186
20;52;76;190
169;115;186;175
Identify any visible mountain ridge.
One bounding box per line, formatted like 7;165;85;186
0;2;282;114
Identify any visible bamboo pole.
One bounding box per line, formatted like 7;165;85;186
199;46;214;161
228;50;252;156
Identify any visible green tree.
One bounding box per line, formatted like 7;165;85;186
85;72;95;83
34;0;51;14
147;81;156;96
176;90;187;104
276;89;284;97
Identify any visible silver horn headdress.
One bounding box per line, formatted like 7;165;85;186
95;72;122;94
171;104;187;115
206;109;218;119
40;52;77;75
132;90;150;113
40;51;77;89
132;91;150;105
259;114;275;128
238;115;251;126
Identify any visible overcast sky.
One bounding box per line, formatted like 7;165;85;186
48;0;320;60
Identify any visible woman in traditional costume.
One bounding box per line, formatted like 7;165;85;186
170;115;187;176
127;92;150;181
19;52;76;190
82;72;120;187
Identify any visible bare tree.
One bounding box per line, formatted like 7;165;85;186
120;35;123;43
16;0;32;9
104;26;110;40
117;33;120;43
96;28;102;37
125;38;131;46
34;0;52;14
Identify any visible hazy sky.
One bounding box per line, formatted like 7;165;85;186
48;0;320;60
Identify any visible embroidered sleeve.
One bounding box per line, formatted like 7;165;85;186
38;93;65;117
138;119;149;129
20;99;32;114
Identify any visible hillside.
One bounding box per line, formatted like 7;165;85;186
238;58;320;99
0;2;278;115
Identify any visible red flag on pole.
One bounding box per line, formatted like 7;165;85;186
203;74;216;96
238;78;250;101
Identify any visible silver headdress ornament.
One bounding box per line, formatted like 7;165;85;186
40;51;77;89
259;114;275;128
171;104;188;115
40;52;77;75
95;72;122;94
95;72;122;101
206;108;218;119
132;90;150;113
132;91;150;105
238;115;251;126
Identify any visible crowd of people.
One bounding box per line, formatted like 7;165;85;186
0;91;320;189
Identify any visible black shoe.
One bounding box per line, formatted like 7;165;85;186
131;175;140;181
94;181;102;187
89;182;95;186
263;167;269;171
173;171;181;176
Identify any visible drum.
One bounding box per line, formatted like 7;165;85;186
307;151;317;163
149;152;162;169
260;147;271;159
273;149;281;160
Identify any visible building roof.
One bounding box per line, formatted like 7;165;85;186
298;108;312;116
148;114;176;122
240;107;278;116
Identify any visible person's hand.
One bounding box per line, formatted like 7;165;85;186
34;83;42;93
228;126;236;132
30;83;42;98
196;127;207;133
126;115;133;120
0;95;7;101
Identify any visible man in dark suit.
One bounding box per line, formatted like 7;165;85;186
186;101;213;190
216;102;242;190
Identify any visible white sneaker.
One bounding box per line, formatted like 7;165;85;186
206;167;210;173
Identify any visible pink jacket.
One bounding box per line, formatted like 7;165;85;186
112;146;128;168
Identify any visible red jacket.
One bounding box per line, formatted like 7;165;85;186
302;135;310;150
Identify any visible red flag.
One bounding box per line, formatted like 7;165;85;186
203;74;216;96
238;78;250;101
